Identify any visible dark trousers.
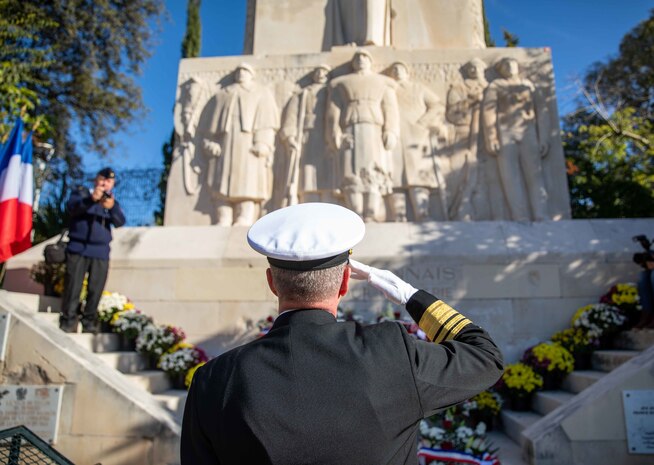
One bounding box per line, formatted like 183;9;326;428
60;252;109;332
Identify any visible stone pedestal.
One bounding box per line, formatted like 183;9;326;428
5;219;652;359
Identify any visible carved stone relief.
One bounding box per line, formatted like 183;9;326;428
388;61;446;222
482;57;550;222
201;63;280;226
326;49;400;222
165;48;570;226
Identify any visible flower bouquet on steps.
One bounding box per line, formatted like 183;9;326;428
97;291;130;332
110;309;153;351
551;327;596;370
521;342;574;390
572;303;627;348
159;342;208;389
495;362;543;411
600;283;641;329
136;324;186;369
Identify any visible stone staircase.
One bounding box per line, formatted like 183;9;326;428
499;329;654;462
8;293;189;425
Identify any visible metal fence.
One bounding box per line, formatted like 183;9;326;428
39;167;165;227
0;426;74;465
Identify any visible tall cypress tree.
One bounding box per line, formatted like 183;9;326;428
482;0;495;47
156;0;202;225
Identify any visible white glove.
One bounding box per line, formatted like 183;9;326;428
349;259;419;305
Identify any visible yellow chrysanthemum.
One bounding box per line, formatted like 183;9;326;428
502;363;543;393
572;304;594;324
531;342;574;373
168;341;195;353
124;302;135;310
185;362;206;388
471;391;501;415
111;310;126;323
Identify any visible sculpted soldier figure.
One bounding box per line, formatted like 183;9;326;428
279;64;335;205
482;57;550;221
388;61;444;222
203;63;280;226
173;77;205;195
327;49;400;222
445;58;488;221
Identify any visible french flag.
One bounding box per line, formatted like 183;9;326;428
0;118;33;263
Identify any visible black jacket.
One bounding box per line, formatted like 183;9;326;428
66;186;125;259
181;290;503;465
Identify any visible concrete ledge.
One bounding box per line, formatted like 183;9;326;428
4;219;653;359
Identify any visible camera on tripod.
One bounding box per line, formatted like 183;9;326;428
632;234;654;268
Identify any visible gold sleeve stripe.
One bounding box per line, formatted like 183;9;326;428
434;315;472;344
418;301;458;341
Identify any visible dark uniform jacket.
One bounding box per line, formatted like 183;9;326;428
67;186;126;260
181;290;503;465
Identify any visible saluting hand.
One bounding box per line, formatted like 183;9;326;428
349;259;418;305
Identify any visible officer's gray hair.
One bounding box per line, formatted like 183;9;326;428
269;263;347;303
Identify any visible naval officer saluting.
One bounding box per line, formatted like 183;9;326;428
181;203;503;465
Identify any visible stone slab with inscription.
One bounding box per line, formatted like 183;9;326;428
0;385;64;443
623;390;654;454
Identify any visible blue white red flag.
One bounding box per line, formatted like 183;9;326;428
0;118;34;262
418;447;500;465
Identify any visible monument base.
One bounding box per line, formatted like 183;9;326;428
5;219;652;359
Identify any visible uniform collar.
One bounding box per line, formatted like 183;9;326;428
271;308;336;329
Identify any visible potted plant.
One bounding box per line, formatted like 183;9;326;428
551;327;595;370
97;291;129;332
136;324;186;369
496;362;543;411
521;342;574;390
110;308;153;350
600;283;641;329
159;342;208;389
572;303;627;348
465;391;503;431
30;261;66;297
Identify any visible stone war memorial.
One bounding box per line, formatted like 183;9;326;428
3;1;654;465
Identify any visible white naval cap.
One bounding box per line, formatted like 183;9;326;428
247;203;365;271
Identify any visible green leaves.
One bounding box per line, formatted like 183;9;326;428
565;10;654;218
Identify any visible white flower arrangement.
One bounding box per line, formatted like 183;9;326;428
110;309;152;339
136;324;177;356
158;343;208;375
572;303;627;339
98;291;129;322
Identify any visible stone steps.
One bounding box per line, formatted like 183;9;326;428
13;293;191;424
486;431;528;465
591;349;639;372
500;409;541;447
498;329;653;460
532;390;575;416
155;390;189;423
560;369;604;394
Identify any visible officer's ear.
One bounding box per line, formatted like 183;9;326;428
266;268;278;296
338;265;350;298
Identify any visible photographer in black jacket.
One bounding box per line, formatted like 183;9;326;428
59;167;126;333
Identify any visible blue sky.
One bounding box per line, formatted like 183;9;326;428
87;0;653;172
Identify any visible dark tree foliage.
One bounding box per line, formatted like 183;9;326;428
0;0;163;240
482;0;495;47
565;10;654;218
584;9;654;120
502;28;519;47
155;0;201;225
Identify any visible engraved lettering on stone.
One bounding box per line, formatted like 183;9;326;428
327;50;400;222
482;57;550;221
202;63;280;226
